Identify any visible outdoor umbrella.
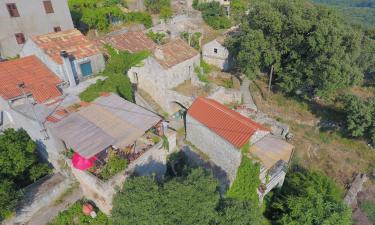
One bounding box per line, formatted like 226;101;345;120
72;152;97;170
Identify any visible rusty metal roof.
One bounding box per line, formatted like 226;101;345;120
188;97;269;148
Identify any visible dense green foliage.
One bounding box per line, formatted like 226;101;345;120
265;167;351;225
144;0;172;16
0;129;51;220
48;200;111;225
146;31;167;44
340;94;375;142
79;46;150;102
99;153;128;181
112;153;265;225
311;0;375;28
194;60;211;83
193;1;232;29
226;0;375;98
360;200;375;224
68;0;152;31
226;156;260;202
180;31;202;50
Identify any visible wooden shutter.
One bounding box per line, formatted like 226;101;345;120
15;33;25;44
6;3;20;17
43;1;54;13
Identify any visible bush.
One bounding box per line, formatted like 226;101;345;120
100;153;128;181
147;31;167;44
180;32;202;50
195;2;231;30
123;12;153;28
144;0;170;13
226;156;260;202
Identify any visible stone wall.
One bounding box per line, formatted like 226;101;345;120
128;54;200;114
3;173;71;225
186;114;242;182
208;86;241;105
70;141;168;214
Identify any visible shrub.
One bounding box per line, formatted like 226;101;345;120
226;156;260;202
144;0;170;13
180;32;202;50
360;201;375;224
147;31;167;44
100;153;128;181
195;2;231;30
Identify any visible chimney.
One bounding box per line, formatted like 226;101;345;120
60;51;77;87
154;47;164;61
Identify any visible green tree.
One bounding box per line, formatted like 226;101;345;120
227;0;365;98
0;129;51;220
216;199;264;225
265;167;352;225
195;2;232;30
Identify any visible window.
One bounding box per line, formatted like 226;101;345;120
15;33;25;44
6;3;19;17
43;0;54;14
53;26;61;32
80;62;93;77
214;48;218;54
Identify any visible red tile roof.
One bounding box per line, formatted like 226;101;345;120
156;39;199;68
187;97;269;148
106;31;157;53
0;56;62;103
31;29;101;64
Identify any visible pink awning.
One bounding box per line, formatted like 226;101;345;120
72;152;97;170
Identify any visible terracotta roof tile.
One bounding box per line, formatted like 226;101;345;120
155;39;199;68
0;56;62;103
106;31;157;53
31;29;101;64
188;97;269;148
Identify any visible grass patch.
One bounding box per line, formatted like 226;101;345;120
53;182;79;206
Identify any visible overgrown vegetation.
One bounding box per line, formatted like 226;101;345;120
226;156;260;202
193;1;231;30
180;32;202;50
112;153;265;225
144;0;173;20
99;152;128;181
265;166;352;225
68;0;152;31
79;45;150;102
312;0;375;28
147;31;167;44
226;0;375;99
360;200;375;224
0;129;51;220
195;60;212;83
48;199;111;225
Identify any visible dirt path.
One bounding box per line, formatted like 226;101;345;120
240;78;257;111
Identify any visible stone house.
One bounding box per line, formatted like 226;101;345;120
20;29;105;87
186;97;294;199
115;37;200;114
0;0;74;58
202;37;231;71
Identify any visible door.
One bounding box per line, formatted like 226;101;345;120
80;61;93;77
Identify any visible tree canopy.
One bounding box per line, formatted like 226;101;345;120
112;152;265;225
0;129;51;220
265;167;352;225
226;0;374;98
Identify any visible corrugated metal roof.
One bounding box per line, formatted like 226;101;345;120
188;97;268;148
249;135;294;169
49;94;161;158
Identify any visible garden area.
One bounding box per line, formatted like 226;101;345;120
65;131;162;181
0;129;52;221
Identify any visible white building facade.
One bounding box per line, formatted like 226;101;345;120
0;0;74;58
202;39;231;71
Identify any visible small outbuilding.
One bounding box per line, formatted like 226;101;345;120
202;37;231;71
